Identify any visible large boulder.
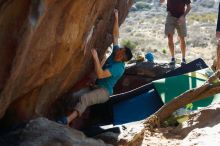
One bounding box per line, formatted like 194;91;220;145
0;0;133;127
0;118;111;146
114;61;172;93
0;117;145;146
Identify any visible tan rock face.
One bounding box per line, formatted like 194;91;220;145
0;0;133;126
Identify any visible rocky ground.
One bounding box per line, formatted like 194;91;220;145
141;103;220;146
120;0;219;66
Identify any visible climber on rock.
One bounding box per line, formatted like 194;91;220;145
57;9;133;125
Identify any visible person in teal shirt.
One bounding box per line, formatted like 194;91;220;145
96;44;126;95
57;9;133;125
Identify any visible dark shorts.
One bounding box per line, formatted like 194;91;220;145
165;12;187;37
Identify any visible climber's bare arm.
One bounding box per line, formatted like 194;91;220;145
113;9;119;45
91;49;111;79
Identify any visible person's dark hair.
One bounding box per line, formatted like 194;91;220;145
124;46;133;61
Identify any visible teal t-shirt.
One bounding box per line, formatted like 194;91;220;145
96;45;125;95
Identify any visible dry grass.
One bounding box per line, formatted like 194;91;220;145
188;13;217;23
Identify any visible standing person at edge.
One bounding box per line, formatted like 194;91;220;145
57;9;133;125
216;2;220;70
160;0;191;66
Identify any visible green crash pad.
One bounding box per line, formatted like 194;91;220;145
153;69;220;110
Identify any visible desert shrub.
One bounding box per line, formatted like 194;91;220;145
134;32;145;37
163;115;178;127
141;48;145;52
188;13;217;23
121;39;138;50
200;0;215;8
135;2;151;10
186;103;193;110
140;19;145;24
162;48;167;54
163;104;192;127
125;27;132;33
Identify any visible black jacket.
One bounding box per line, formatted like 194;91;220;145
217;3;220;32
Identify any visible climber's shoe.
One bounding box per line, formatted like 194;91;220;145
56;116;68;125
